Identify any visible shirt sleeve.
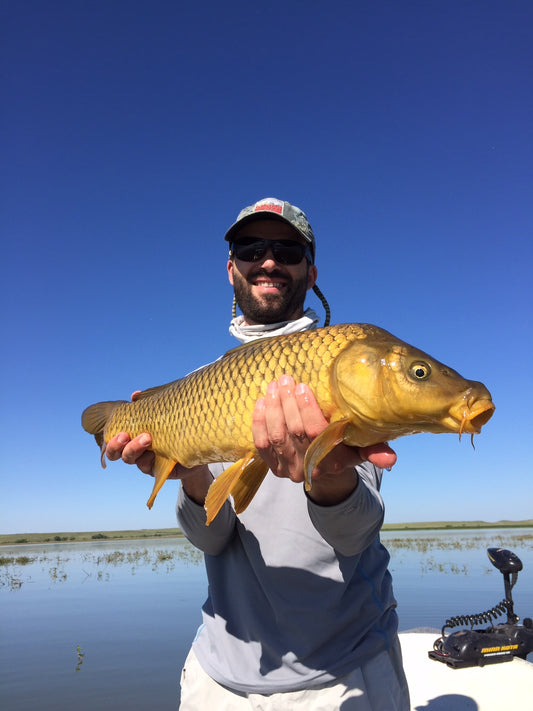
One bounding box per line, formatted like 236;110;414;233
176;464;237;556
306;461;385;556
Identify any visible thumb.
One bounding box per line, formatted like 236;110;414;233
360;443;397;470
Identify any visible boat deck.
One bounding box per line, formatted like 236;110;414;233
400;631;532;710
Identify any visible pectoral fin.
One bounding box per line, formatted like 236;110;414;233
303;419;350;491
146;455;178;509
204;452;266;526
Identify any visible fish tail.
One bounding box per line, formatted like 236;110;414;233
81;400;128;467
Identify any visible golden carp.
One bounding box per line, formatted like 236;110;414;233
81;324;494;525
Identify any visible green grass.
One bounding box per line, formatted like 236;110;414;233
382;519;533;531
1;521;532;546
0;528;185;546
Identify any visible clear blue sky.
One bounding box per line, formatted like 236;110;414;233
2;1;532;534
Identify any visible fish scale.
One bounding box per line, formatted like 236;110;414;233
82;324;494;524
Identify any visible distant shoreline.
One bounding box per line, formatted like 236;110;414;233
1;520;532;546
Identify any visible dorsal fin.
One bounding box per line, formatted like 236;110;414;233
220;337;274;359
133;382;179;400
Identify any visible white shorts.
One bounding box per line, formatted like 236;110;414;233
179;641;410;710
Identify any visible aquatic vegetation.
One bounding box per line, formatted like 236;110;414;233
0;533;529;590
0;555;36;566
49;566;68;582
75;645;85;672
0;555;39;589
0;540;204;590
419;558;469;575
384;531;532;576
384;533;532;555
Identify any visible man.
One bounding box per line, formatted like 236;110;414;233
107;198;410;710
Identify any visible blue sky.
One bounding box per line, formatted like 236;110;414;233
1;1;532;534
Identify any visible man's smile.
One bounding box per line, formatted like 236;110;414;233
252;279;287;291
249;270;289;293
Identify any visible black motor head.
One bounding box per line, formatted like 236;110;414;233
487;547;523;574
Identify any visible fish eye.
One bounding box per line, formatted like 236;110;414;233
409;361;431;380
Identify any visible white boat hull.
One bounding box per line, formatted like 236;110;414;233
400;631;532;710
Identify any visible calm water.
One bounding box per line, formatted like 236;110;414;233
1;529;532;710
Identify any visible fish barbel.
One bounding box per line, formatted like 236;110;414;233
81;324;495;524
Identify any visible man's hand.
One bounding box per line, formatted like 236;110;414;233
252;375;397;505
105;390;161;475
106;431;159;473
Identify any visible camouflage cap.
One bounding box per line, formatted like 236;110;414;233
224;197;316;262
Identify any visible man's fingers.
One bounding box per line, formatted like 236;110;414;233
106;433;131;461
360;443;397;470
120;433;153;464
277;375;306;439
294;382;328;438
253;377;320;481
106;432;153;468
252;397;271;452
263;381;288;447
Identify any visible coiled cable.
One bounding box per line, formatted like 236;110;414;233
441;598;512;637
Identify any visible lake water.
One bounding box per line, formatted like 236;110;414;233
1;529;531;710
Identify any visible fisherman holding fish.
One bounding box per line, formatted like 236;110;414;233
104;198;412;709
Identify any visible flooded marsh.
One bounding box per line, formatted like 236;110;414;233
1;529;531;710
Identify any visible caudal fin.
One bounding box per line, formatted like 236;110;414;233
81;400;128;467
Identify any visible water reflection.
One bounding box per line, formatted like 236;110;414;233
1;530;531;711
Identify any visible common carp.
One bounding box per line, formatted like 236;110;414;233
81;324;495;525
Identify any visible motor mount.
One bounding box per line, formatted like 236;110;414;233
429;547;533;669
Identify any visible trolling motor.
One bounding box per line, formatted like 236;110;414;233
429;547;533;669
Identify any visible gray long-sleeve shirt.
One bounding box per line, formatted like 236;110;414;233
176;460;399;693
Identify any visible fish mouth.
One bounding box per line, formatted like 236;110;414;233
457;399;495;436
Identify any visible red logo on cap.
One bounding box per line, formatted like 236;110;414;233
254;201;283;215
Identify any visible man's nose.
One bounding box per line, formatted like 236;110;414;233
257;245;280;266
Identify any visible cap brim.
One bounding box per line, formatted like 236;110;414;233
224;213;313;248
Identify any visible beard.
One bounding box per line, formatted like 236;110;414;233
232;268;310;324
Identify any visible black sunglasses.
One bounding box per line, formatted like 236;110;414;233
230;237;313;265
